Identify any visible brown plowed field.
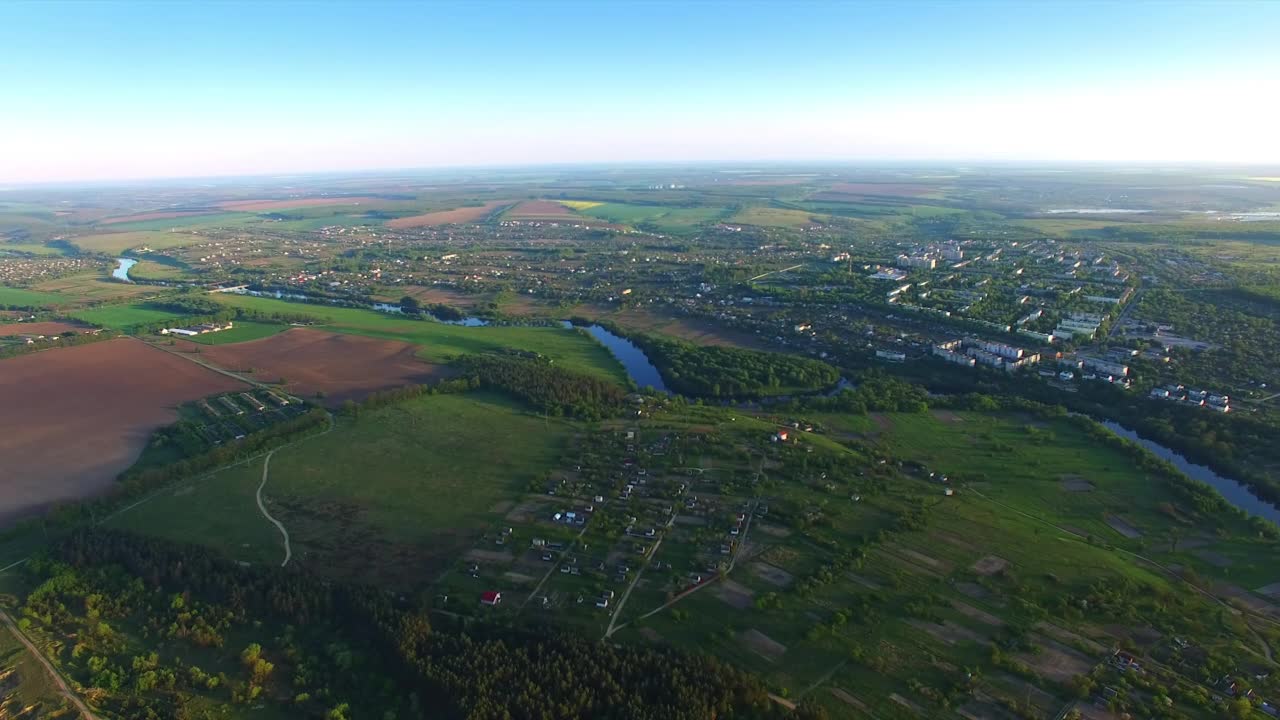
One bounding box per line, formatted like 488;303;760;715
218;197;383;212
0;338;246;524
386;200;511;228
0;321;92;336
177;328;450;405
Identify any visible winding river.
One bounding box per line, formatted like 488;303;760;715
1100;421;1280;526
111;257;137;282
564;322;669;393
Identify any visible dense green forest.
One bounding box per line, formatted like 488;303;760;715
623;332;839;399
455;353;627;419
15;529;803;720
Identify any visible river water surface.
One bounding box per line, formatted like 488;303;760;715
1100;421;1280;526
111;258;137;282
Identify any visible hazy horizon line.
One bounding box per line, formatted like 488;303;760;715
6;158;1280;192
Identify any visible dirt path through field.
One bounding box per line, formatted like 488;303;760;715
256;451;291;567
0;608;100;719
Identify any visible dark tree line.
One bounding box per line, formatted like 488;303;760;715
455;354;626;420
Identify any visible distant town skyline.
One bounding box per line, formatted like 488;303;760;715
2;0;1278;183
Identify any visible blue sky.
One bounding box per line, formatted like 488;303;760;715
2;0;1278;182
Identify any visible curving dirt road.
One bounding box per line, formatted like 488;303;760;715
256;450;292;567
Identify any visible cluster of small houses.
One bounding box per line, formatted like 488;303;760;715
1149;385;1231;413
159;321;234;337
4;327;101;345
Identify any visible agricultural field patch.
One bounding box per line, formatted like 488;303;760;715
67;230;206;254
0;338;245;524
174;327;450;405
217;196;384;212
98;210;221;225
31;272;156;304
727;206;827;228
0;320;93;337
0;286;67;308
386;200;512;228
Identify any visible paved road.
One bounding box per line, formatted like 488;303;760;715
256;450;292;567
0;608;100;720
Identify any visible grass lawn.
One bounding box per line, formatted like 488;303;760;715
183;320;288;345
71;301;190;329
0;285;68;308
110;391;574;586
213;294;628;383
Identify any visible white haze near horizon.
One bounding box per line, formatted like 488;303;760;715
2;74;1278;184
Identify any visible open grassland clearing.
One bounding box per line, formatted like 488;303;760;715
112;392;572;588
173;327;450;405
385;200;512;228
71;301;190;329
67;229;208;254
0;338;245;524
87;212;257;232
212;293;629;383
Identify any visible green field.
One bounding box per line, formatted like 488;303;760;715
215;294;629;382
69;230;209;254
0;285;68;308
727;206;828;228
71;301;189;329
127;259;193;281
183;320;287;345
0;242;64;255
579;202;729;231
110;391;573;586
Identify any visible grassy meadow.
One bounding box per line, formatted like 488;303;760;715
110;391;574;586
